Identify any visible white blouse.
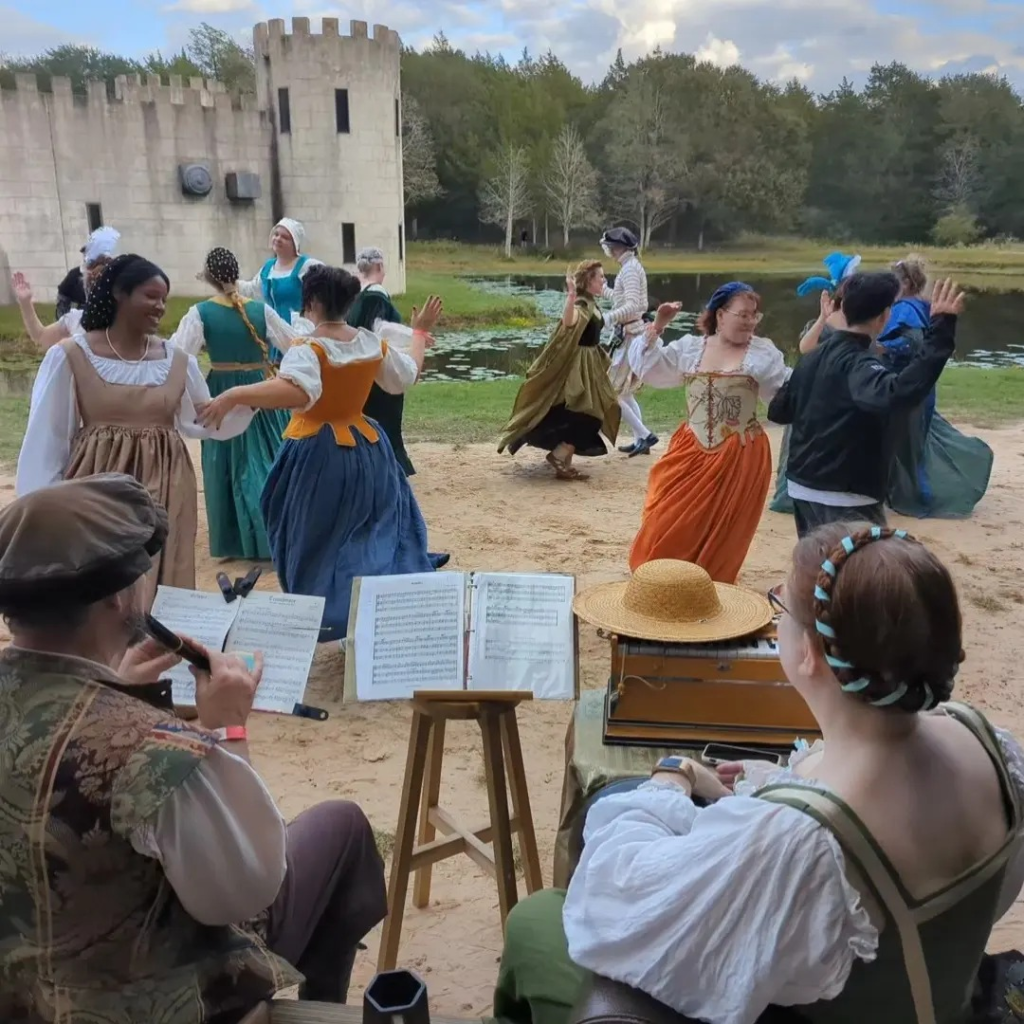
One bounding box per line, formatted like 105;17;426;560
237;256;324;302
278;329;419;412
627;333;790;402
168;302;299;357
16;334;254;496
563;727;1024;1024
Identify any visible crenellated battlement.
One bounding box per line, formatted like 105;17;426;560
0;70;265;112
253;17;401;56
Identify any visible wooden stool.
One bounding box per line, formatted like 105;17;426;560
377;690;544;971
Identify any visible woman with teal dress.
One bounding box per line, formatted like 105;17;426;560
170;247;297;559
239;218;322;361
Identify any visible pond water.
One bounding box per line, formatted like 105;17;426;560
422;272;1024;382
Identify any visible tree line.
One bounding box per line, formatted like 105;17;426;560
5;27;1024;253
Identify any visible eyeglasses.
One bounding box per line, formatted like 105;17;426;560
722;309;763;325
767;586;789;617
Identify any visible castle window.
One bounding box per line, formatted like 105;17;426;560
395;98;400;137
86;203;103;232
335;89;350;134
278;88;291;134
342;223;357;264
398;224;404;262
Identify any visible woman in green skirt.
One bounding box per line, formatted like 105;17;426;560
170;247;297;559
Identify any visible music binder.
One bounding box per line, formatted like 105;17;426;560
343;571;580;702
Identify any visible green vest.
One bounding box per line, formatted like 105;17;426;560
197;296;271;367
759;702;1020;1024
0;648;300;1023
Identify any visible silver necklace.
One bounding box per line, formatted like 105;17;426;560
105;329;151;364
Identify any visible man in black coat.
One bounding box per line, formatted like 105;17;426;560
767;273;965;537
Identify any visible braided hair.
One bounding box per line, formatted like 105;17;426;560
793;523;964;713
203;247;273;372
300;265;361;322
81;255;169;332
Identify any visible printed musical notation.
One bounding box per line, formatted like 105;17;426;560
149;585;324;712
353;572;466;701
468;573;576;699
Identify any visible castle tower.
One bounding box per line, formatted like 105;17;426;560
254;18;406;294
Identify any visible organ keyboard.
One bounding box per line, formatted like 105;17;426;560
604;625;822;750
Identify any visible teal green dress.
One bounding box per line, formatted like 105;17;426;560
196;297;290;559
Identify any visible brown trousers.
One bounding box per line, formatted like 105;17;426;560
267;800;387;1003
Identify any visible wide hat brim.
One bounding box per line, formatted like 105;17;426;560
573;579;773;643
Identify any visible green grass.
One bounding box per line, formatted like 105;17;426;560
408;237;1024;290
0;365;1019;471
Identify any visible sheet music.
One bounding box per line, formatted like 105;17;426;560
149;586;240;706
353;572;465;701
226;591;325;714
467;572;575;699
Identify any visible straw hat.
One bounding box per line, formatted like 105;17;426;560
573;560;773;643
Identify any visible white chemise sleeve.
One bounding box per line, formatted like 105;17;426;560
264;305;300;352
166;305;206;357
627;332;702;389
747;337;792;403
236;269;265;300
16;343;77;495
375;343;419;394
128;744;287;927
277;343;323;411
177;353;255;440
563;782;878;1024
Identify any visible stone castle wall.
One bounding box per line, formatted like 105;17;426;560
0;18;405;306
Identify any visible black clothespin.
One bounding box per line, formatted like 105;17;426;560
233;566;262;599
216;572;237;603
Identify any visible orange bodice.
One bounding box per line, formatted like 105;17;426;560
283;340;385;446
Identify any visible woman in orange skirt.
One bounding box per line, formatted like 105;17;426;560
627;282;789;583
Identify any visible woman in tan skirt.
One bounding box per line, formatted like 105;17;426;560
16;254;253;603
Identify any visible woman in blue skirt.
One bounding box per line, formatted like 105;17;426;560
198;265;443;641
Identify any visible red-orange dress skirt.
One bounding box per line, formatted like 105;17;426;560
629;425;771;583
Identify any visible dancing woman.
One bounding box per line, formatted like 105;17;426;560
498;260;622;481
11;226;120;350
169;247;300;560
239;218;322;359
600;227;658;456
197;266;440;641
16;254;253;601
628;282;789;582
880;255;993;518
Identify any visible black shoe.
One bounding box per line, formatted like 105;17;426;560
429;552;450;569
628;433;659;458
618;442;639;454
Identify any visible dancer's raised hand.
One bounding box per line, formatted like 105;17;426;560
11;272;33;304
654;301;682;330
930;278;966;317
411;295;442;333
819;289;834;320
565;269;577;303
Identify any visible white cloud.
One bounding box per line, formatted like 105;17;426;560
694;34;741;68
0;7;89;56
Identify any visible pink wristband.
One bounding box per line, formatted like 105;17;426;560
212;725;247;743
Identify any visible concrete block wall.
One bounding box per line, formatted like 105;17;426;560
254;18;406;293
0;18;407;307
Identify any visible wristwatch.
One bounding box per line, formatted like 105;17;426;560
652;755;696;787
211;725;248;743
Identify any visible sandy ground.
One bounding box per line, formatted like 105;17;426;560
1;423;1023;1014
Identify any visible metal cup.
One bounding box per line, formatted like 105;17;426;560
363;969;430;1024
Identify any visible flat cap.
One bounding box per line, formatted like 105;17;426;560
600;226;639;250
0;474;168;613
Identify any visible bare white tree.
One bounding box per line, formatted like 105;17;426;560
933;137;983;213
479;144;532;257
401;93;443;209
544;123;601;246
